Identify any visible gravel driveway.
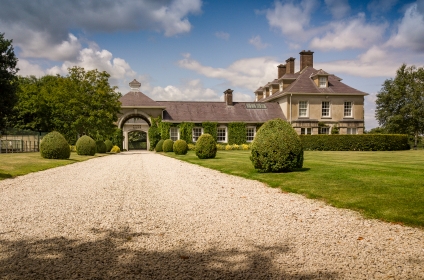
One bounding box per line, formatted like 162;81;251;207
0;151;423;279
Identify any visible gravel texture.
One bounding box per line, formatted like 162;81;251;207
0;151;423;279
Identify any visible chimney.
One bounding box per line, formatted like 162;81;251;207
285;57;295;74
277;64;286;78
299;50;314;71
224;89;233;106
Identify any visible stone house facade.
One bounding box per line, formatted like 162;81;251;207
118;51;367;149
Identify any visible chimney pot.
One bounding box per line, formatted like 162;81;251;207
224;89;233;106
285;57;295;74
299;50;314;71
277;64;286;78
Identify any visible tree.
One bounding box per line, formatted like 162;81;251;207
375;64;424;148
13;67;122;144
0;33;19;131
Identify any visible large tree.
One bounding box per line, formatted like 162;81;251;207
376;64;424;147
0;33;19;131
13;67;122;144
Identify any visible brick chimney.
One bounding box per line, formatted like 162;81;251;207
277;64;286;78
285;57;295;74
300;50;314;71
224;89;233;106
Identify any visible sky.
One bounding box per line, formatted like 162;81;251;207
1;0;424;129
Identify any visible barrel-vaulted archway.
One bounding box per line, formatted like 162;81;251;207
118;111;151;151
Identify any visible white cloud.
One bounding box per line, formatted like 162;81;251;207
385;3;424;51
16;59;46;77
310;13;387;50
324;0;350;19
151;79;219;101
249;36;270;50
178;53;280;91
265;0;318;41
215;31;230;40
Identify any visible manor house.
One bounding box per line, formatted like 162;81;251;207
118;50;367;150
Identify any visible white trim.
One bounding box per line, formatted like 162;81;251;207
344;101;353;118
170;127;179;141
192;127;203;142
246;126;256;142
217;126;227;143
298;101;309;118
321;101;331;118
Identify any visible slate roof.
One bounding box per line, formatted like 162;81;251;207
262;66;367;102
158;101;285;123
120;91;164;107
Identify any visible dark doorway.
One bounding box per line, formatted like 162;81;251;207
128;131;147;150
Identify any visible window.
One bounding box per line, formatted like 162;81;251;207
344;102;353;117
299;101;308;117
301;128;312;135
246;127;256;142
192;127;203;142
322;101;330;117
217;127;227;142
319;127;329;134
347;128;357;135
319;77;327;88
279;83;283;92
170;127;179;141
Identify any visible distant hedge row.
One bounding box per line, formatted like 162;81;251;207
300;134;410;151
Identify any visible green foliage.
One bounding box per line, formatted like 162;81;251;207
76;135;96;156
155;139;165;152
104;140;113;152
228;122;246;145
40;131;70;159
250;119;303;172
159;122;172;140
11;67;121;142
110;145;120;153
148;116;161;151
195;133;217;159
366;127;388;134
0;33;19;131
179;122;194;144
202;122;218;141
188;143;195;151
376;64;424;147
331;124;339;134
96;140;107;153
173;139;188;155
300;134;410;151
163;139;174;152
111;128;123;149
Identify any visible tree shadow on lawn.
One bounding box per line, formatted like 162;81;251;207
0;228;338;280
0;172;13;179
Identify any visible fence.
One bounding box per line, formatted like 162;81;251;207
0;130;46;153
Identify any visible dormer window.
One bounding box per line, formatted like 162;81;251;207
279;83;283;92
319;76;327;88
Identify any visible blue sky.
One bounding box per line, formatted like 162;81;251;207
1;0;424;129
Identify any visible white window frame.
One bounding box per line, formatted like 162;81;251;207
347;128;357;135
217;126;227;143
246;126;256;142
319;127;330;135
299;101;308;118
319;76;327;88
170;127;179;141
301;128;312;135
192;127;203;142
279;83;283;92
321;101;330;117
344;101;353;117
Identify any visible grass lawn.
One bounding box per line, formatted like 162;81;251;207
166;150;424;228
0;152;108;180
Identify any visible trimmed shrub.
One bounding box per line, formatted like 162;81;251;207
96;140;107;153
110;145;121;153
250;119;303;172
40;131;70;159
173;139;188;155
163;139;174;152
70;145;76;152
104;140;113;152
195;133;217;159
155;139;165;152
188;143;195;151
76;135;96;156
300;134;410;151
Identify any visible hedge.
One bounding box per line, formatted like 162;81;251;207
148;116;161;151
159;122;172;140
228;122;246;145
179;122;194;144
300;134;410;151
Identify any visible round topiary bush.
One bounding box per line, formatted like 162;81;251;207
110;145;121;153
173;139;188;155
40;131;70;159
250;118;303;172
96;140;107;153
195;133;217;159
163;139;174;152
104;140;113;152
76;135;96;156
155;139;165;152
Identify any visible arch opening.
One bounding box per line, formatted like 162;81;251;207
128;130;147;150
